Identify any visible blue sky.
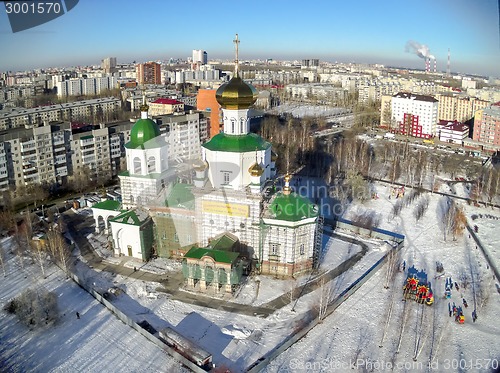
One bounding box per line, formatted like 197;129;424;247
1;0;499;76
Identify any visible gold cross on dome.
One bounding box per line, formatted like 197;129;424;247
233;33;240;76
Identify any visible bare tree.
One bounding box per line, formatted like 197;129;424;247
46;224;70;275
316;277;333;321
23;211;47;278
439;197;466;241
0;241;6;277
414;195;429;222
286;278;299;305
4;288;58;328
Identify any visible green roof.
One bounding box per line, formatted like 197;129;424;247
165;183;195;210
126;118;161;149
268;192;318;222
184;247;239;264
92;200;121;211
208;233;238;251
202;133;271;153
109;209;149;226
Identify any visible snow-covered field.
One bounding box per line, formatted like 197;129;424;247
264;182;500;372
0;238;188;373
1;179;499;373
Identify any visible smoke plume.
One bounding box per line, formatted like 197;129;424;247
405;40;435;59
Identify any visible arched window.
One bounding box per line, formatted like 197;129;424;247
133;157;141;174
240;118;245;133
231;118;235;133
147;156;156;173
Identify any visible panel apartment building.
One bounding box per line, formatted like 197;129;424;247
0;121;133;206
0;110;210;206
0;97;121;130
473;103;500;147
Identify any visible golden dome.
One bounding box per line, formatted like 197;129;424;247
248;162;264;177
216;76;258;110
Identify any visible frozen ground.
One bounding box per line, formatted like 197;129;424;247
1;179;499;372
0;238;187;373
264;182;500;372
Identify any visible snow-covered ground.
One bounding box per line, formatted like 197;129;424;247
264;182;500;372
0;238;188;373
2;179;499;372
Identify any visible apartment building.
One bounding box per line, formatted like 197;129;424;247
436;93;489;123
0;97;121;130
0;120;133;204
155;111;209;163
136;62;161;85
436;120;469;144
391;92;438;138
55;76;118;97
1;122;72;191
149;98;184;116
473;103;500;146
196;89;220;138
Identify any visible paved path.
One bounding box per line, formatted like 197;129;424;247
64;210;371;317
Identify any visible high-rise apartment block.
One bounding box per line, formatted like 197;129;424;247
0;98;121;130
192;50;208;67
55;76;118;97
101;57;117;74
136;62;162;85
436;93;489;123
391;92;438;138
473;103;500;146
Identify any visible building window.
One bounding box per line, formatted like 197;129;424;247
270;243;279;255
174;233;179;242
299;244;305;255
223;172;230;184
133;157;141;174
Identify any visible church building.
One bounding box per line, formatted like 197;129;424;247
91;35;322;279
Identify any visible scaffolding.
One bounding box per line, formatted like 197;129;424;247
313;215;324;269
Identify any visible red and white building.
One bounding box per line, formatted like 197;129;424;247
391;92;438;138
149;98;185;116
436;120;469;144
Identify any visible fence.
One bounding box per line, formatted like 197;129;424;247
246;233;404;372
466;223;500;283
68;271;211;373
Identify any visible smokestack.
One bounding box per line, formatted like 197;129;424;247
434;58;437;73
405;40;435;72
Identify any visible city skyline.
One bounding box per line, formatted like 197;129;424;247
1;0;499;76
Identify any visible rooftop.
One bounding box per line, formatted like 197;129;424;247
109;209;150;226
393;92;438;103
267;192;318;222
152;98;183;105
91;200;121;211
184;246;240;264
202;132;271;153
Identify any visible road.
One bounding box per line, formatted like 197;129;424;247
63;209;371;318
